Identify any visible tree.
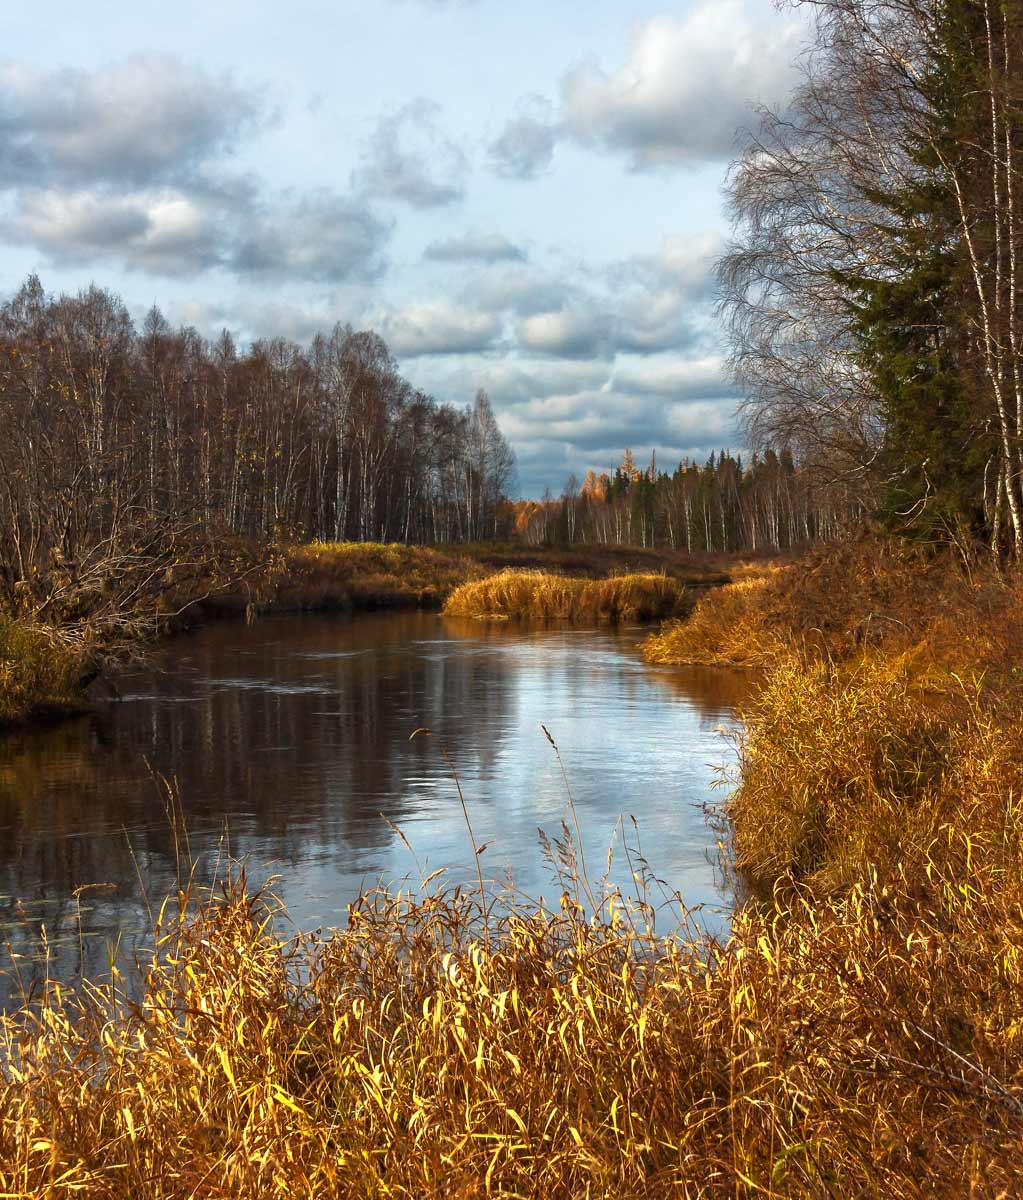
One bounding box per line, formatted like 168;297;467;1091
721;0;1023;556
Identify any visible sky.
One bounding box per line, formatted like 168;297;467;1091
0;0;806;496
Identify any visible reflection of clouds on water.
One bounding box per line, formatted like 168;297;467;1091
0;610;749;1006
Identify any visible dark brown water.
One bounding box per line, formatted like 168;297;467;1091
0;611;750;1006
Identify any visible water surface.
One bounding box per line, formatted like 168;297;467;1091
0;611;749;1005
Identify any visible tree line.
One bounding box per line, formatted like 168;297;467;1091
722;0;1023;557
511;449;858;553
0;276;516;602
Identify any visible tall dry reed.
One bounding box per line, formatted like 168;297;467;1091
3;856;1022;1198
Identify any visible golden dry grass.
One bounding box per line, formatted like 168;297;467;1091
3;858;1023;1198
643;567;789;666
443;569;687;622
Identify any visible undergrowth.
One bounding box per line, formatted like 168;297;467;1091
6;536;1023;1194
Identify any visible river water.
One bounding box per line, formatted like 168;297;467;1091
0;611;750;1006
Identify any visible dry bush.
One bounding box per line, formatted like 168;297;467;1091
274;541;482;611
443;569;686;622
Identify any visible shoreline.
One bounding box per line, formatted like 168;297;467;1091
0;540;745;731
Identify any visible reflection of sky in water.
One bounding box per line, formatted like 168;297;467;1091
0;611;750;1006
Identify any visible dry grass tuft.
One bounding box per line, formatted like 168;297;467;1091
643;567;788;666
0;618;85;726
443;569;687;623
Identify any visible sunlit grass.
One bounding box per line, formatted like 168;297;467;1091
2;851;1021;1197
443;568;687;622
643;568;787;666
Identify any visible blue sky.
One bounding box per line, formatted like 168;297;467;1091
0;0;805;495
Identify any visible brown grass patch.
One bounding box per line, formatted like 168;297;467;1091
443;569;687;622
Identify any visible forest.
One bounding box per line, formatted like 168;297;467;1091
0;275;515;607
513;448;856;550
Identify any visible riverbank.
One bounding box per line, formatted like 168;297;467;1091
2;536;1022;1192
0;540;737;728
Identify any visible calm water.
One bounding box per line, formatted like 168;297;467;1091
0;611;750;1005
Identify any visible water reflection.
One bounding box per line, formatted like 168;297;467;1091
0;611;750;1006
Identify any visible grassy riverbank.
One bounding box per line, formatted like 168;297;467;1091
3;536;1023;1194
1;540;736;727
0;618;88;726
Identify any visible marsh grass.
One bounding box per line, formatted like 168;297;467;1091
0;617;84;726
3;847;1022;1196
443;569;687;622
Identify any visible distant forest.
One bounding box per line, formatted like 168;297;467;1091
0;275;515;590
512;449;856;552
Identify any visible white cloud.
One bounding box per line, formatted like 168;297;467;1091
561;5;801;168
0;56;265;186
517;308;612;359
377;301;503;356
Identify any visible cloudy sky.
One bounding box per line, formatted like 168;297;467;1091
1;0;805;495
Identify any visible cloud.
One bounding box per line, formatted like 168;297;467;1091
612;357;733;399
456;240;715;361
353;99;467;208
560;5;801;169
377;301;502;356
423;232;526;263
488;2;802;179
0;55;265;187
2;188;223;275
230;191;391;282
459;264;574;317
488;96;557;181
517;308;612;359
3;186;391;281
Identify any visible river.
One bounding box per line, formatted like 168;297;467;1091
0;611;750;1006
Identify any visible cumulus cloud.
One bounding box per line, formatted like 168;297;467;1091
353;99;468;208
612;357;733;399
517;308;612;359
423;232;526;263
377;301;503;356
0;56;394;282
0;56;264;187
2;185;391;281
2;188;223;275
488;96;557;181
489;2;802;177
454;239;714;361
561;4;801;168
459;264;573;318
